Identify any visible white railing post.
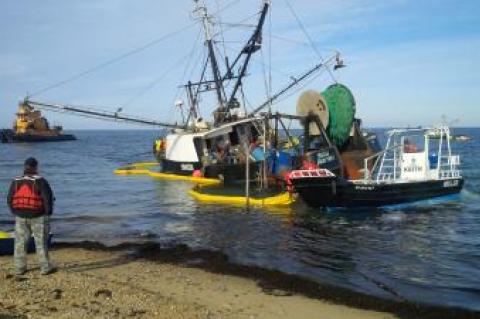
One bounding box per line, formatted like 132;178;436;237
437;129;443;179
377;134;391;183
364;158;369;180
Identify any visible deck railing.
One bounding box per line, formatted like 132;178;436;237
363;144;403;182
439;170;461;179
364;149;461;182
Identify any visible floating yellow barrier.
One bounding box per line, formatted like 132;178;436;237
115;168;150;175
188;189;294;206
114;162;221;186
126;162;159;168
0;231;11;239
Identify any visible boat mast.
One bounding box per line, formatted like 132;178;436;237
194;0;226;119
227;1;270;112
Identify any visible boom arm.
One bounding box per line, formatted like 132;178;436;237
226;1;270;110
25;100;184;129
249;54;338;117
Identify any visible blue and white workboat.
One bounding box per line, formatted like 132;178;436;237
291;126;464;207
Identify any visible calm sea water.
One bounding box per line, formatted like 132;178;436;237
1;128;479;311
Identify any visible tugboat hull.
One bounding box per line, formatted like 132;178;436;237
0;129;76;143
292;177;464;208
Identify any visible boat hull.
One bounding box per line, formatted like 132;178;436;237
292;177;464;208
1;129;76;143
160;158;260;182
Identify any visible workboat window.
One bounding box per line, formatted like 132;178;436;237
426;138;440;169
402;136;424;153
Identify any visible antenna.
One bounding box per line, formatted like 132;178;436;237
334;51;346;70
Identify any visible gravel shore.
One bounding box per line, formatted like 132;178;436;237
0;245;396;319
0;243;477;319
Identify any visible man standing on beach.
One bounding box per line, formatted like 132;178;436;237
7;157;55;275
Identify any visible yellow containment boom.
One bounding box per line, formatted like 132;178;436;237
188;188;294;206
124;162;159;168
114;162;221;186
0;231;11;239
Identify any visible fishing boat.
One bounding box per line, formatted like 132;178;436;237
25;0;343;184
0;102;75;143
14;1;463;209
290;126;463;207
147;0;338;182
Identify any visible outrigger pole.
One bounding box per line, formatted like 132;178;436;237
25;100;184;129
249;54;337;117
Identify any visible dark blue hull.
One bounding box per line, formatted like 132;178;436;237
292;177;464;208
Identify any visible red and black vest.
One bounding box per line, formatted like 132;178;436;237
11;176;45;213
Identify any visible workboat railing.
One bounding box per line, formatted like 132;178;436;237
363;144;403;182
362;126;461;184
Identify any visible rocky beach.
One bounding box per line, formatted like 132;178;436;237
1;243;478;319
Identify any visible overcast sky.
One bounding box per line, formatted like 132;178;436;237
1;0;479;129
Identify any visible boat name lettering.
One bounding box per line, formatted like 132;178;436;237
316;151;335;165
403;165;423;172
443;180;459;188
355;185;375;191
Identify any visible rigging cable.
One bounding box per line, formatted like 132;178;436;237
30;23;199;98
30;0;242;98
270;34;312;47
221;43;295;81
268;2;273;113
215;0;229;66
269;65;325;107
121;28;203;110
214;11;260;36
260;48;270;108
169;39;208;124
120;52;198;110
166;0;245;122
282;0;337;83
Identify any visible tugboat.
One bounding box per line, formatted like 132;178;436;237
1;102;75;143
291;125;463;207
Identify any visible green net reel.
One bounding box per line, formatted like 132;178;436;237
322;84;356;147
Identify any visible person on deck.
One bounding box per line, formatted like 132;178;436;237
7;157;55;275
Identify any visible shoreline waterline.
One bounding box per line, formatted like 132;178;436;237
5;240;474;319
